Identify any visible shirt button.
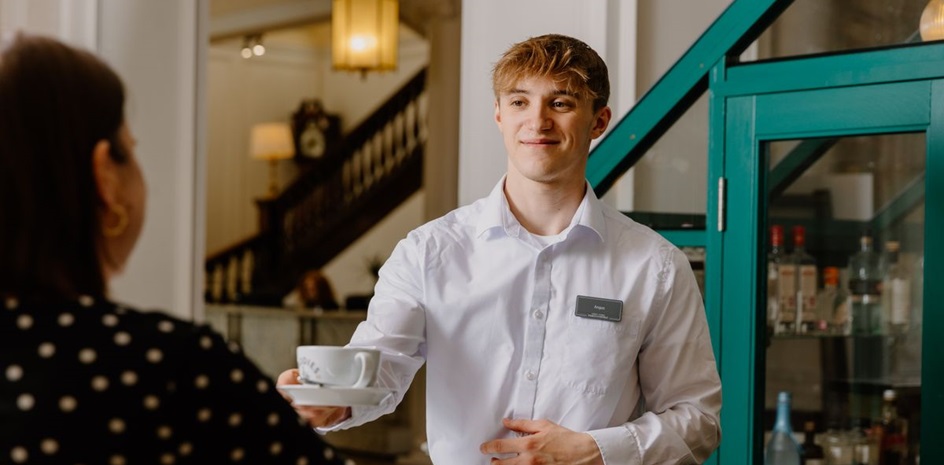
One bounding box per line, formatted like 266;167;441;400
533;310;544;320
525;370;536;381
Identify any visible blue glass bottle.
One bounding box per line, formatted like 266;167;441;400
766;391;801;465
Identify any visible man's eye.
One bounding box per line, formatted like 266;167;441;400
510;100;525;107
552;101;572;109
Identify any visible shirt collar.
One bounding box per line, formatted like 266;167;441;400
475;176;606;243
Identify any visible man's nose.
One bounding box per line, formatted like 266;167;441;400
528;106;553;131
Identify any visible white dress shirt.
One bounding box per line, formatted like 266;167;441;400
330;178;722;464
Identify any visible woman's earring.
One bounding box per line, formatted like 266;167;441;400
103;205;128;238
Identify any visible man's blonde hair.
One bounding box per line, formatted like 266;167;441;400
492;34;610;111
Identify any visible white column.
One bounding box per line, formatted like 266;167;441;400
98;0;207;321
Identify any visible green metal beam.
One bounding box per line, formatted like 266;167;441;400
870;172;926;233
588;0;795;196
768;138;837;198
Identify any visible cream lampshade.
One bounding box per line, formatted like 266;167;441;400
250;122;295;197
921;0;944;42
332;0;399;77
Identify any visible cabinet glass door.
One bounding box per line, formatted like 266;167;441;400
711;45;943;465
763;134;924;465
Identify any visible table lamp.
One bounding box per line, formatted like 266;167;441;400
251;122;295;197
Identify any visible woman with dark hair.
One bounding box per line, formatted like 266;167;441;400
0;34;347;465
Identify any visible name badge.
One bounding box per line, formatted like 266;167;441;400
575;295;623;322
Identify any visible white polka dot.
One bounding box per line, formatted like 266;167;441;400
231;448;245;461
5;296;19;310
194;375;209;389
102;314;119;327
78;348;97;364
324;447;335;460
59;395;77;412
267;412;279;426
270;442;283;455
40;438;58;454
16;393;34;411
297;457;309;465
109;418;126;434
228;413;242;427
179;442;193;456
91;375;109;391
158;320;174;333
344;459;355;465
143;395;160;410
38;342;55;358
121;371;138;386
157;425;172;439
197;408;212;422
230;369;244;383
10;446;27;463
110;455;126;465
6;364;23;381
256;380;269;393
160;453;175;465
58;312;74;327
227;341;241;353
146;348;163;363
78;295;94;307
16;314;32;330
199;336;213;349
114;332;131;346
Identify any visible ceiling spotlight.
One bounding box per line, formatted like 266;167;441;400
240;34;266;59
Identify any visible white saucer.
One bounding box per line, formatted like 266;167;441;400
278;385;393;407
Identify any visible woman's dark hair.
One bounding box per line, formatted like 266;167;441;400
0;34;127;300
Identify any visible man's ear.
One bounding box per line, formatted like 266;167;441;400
494;100;502;128
91;139;120;208
591;106;612;139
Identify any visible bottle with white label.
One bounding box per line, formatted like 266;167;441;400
881;241;911;335
790;225;818;334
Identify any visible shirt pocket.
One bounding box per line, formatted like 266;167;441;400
560;315;640;397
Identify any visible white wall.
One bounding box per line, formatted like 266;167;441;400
0;0;206;320
458;0;637;207
632;0;732;214
206;43;320;255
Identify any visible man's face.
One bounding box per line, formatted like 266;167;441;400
494;75;610;187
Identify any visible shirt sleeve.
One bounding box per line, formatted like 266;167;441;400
321;231;428;431
587;246;722;464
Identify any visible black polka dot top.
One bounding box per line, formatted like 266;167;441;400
0;296;350;465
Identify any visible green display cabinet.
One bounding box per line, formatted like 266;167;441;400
707;43;944;464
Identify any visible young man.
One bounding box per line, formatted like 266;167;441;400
280;34;722;464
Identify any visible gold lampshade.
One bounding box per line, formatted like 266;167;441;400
332;0;398;75
921;0;944;42
250;122;295;196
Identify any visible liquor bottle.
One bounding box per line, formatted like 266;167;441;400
770;225;797;335
766;391;801;465
817;267;851;335
791;225;818;334
801;421;826;465
768;225;789;334
877;389;908;465
881;241;911;335
848;233;883;335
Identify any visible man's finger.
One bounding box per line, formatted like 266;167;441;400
502;417;550;434
480;437;521;455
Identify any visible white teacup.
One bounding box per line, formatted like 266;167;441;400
296;346;380;388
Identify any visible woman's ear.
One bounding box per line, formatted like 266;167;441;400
91;139;120;208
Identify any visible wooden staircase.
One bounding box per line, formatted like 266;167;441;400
205;69;428;305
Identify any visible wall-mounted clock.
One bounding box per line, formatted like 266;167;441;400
291;99;341;164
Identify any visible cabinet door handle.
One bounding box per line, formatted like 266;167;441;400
717;177;726;232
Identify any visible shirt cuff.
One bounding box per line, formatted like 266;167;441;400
587;424;641;465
